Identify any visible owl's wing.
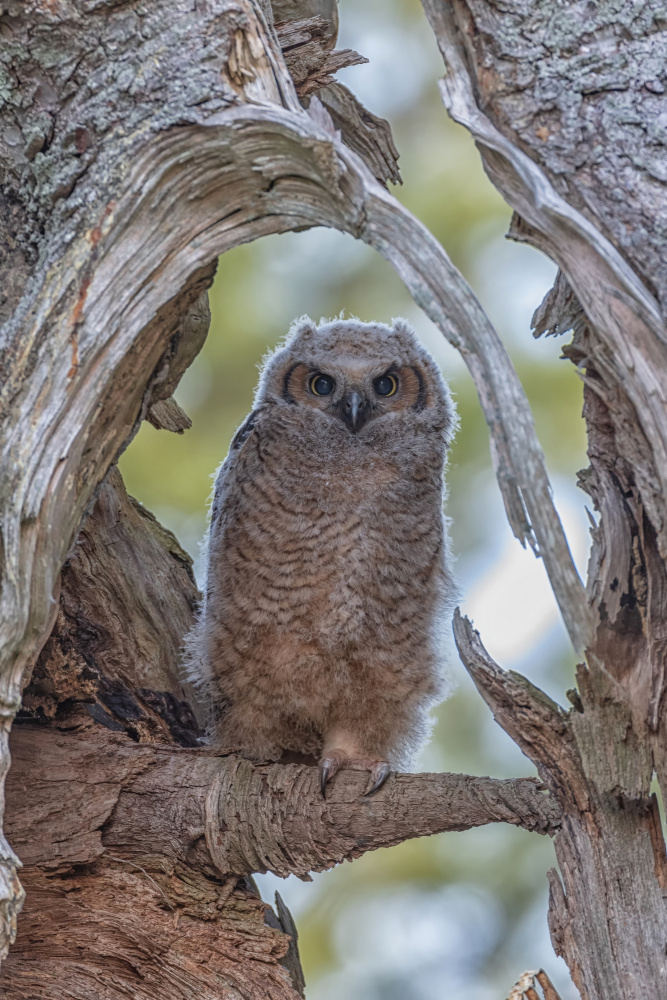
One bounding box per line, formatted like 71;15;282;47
209;408;262;530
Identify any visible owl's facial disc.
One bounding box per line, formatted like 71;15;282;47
279;359;426;431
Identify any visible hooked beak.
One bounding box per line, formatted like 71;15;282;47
340;390;368;432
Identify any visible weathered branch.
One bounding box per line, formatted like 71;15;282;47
358;150;590;653
25;467;204;740
6;727;559;881
275;15;367;97
453;612;569;753
316;83;402;185
453;611;585;809
422;0;667;571
453;610;667;999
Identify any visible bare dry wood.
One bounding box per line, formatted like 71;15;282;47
454;612;667;999
5;727;559;878
316;82;402;185
0;0;586;957
3;0;666;996
422;0;667;597
419;5;667;994
275;15;367;97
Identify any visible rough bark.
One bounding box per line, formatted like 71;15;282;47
0;0;585;969
421;2;667;994
2;0;666;997
23;468;203;741
5;727;557;880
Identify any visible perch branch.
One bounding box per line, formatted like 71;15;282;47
5;726;560;883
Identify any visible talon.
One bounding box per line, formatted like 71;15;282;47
319;755;340;798
320;761;330;798
365;761;391;797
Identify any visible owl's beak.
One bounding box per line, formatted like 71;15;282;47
340;390;368;432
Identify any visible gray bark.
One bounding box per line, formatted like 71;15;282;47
421;2;667;996
1;0;665;997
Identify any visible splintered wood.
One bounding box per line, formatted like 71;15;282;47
507;969;562;1000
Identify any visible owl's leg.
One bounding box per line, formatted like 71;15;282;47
319;726;391;799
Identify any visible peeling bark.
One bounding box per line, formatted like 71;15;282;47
315;83;402;185
2;0;666;996
420;3;667;994
275;15;367;97
2;473;557;996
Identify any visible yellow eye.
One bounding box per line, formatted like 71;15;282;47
310;373;335;396
373;374;398;397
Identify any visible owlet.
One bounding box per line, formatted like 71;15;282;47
186;317;456;795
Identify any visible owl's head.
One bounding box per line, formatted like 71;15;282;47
257;317;454;438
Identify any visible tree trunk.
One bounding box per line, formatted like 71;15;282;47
422;2;667;996
0;1;665;997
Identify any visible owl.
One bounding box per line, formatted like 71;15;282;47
185;317;456;795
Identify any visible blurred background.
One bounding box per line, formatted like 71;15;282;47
119;1;587;996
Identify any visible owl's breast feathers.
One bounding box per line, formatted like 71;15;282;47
208;401;448;649
194;317;455;766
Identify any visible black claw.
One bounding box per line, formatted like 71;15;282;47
320;762;330;799
364;763;391;797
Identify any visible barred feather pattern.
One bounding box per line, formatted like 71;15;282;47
184;317;457;769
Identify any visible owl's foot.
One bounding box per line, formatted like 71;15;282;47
318;751;391;799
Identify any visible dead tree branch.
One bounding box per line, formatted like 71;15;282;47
416;10;667;987
5;728;560;880
0;0;585;949
4;2;666;995
422;0;667;568
453;611;667;999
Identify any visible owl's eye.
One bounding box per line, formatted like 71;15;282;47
310;373;335;396
373;374;398;397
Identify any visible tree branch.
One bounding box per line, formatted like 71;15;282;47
5;726;560;884
452;610;585;811
421;0;667;569
357;146;590;654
